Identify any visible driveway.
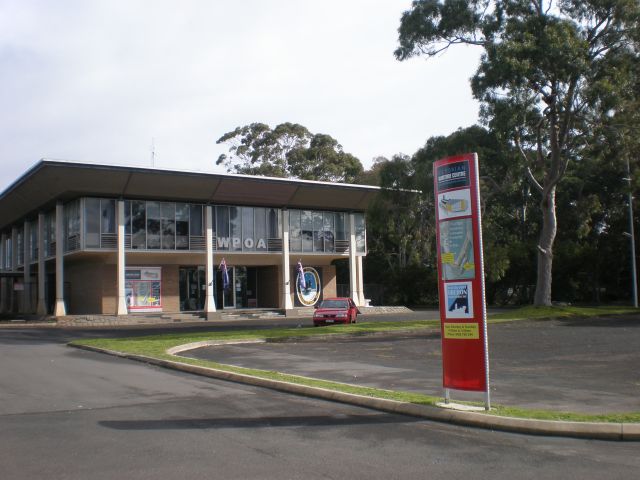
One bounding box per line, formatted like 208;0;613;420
183;315;640;414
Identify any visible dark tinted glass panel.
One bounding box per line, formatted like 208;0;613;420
289;210;301;252
131;201;146;249
124;200;131;235
242;207;254;251
254;207;266;251
85;198;100;248
313;211;323;252
146;201;160;249
336;212;346;240
229;207;241;251
190;204;203;236
355;213;366;253
301;210;313;252
176;203;189;249
161;202;175;249
101;199;116;234
323;212;335;252
267;208;280;238
216;206;229;250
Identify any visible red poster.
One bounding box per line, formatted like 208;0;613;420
434;153;489;392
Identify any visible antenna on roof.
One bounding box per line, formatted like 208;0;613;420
151;138;156;167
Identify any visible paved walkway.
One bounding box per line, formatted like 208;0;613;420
183;315;640;414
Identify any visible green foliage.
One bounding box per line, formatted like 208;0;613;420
216;122;363;182
396;0;640;305
363;154;437;305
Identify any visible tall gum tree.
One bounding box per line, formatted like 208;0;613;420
395;0;640;305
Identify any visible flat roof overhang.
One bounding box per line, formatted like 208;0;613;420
0;160;381;230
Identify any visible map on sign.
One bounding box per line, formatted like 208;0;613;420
437;189;472;219
439;218;475;280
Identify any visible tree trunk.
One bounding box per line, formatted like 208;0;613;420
533;186;557;306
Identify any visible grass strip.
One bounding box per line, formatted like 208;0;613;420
489;305;638;321
70;308;640;424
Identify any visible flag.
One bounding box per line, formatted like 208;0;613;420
219;258;229;291
296;260;306;290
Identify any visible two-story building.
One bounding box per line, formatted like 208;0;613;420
0;160;378;318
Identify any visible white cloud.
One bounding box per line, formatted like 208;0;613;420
0;0;481;190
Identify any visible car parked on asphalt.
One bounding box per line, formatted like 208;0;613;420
313;297;360;326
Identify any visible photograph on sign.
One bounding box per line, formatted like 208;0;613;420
439;218;475;280
444;281;474;319
436;160;470;191
437;189;472;220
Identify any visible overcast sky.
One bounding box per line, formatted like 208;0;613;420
0;0;482;191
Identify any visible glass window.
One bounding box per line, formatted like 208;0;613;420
355;212;366;253
323;212;335;252
216;206;229;250
313;211;324;252
176;203;189;250
124;200;131;235
30;221;37;261
242;207;254;251
289;210;301;252
17;231;23;265
101;199;116;234
336;212;346;241
190;204;203;236
47;212;55;255
229;206;242;251
267;208;280;238
301;210;313;252
254;207;267;251
146;201;161;249
64;200;80;251
161;202;175;250
85;198;100;248
5;237;11;268
131;201;146;249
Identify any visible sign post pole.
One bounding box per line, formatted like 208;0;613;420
434;153;490;410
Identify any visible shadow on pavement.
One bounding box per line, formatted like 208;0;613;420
99;413;420;430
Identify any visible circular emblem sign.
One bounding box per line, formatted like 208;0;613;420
296;267;321;306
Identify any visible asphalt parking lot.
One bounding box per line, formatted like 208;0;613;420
183;314;640;414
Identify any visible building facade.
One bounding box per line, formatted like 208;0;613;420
0;160;378;317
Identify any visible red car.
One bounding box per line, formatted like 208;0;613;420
313;297;360;326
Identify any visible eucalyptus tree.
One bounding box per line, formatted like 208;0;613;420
216;122;363;182
395;0;640;305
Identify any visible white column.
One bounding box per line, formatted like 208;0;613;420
204;205;216;313
281;209;293;310
116;199;128;316
36;214;46;315
356;255;365;307
0;232;6;313
348;213;358;305
23;221;31;313
53;202;66;317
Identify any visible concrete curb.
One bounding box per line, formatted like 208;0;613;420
69;342;640;441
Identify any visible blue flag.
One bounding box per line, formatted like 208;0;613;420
296;260;306;290
219;258;229;291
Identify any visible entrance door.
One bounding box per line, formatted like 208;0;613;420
216;266;236;309
179;266;206;311
215;266;258;309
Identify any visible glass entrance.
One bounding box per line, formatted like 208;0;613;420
179;266;206;311
216;266;258;309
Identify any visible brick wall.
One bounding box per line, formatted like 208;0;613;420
66;261;104;314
